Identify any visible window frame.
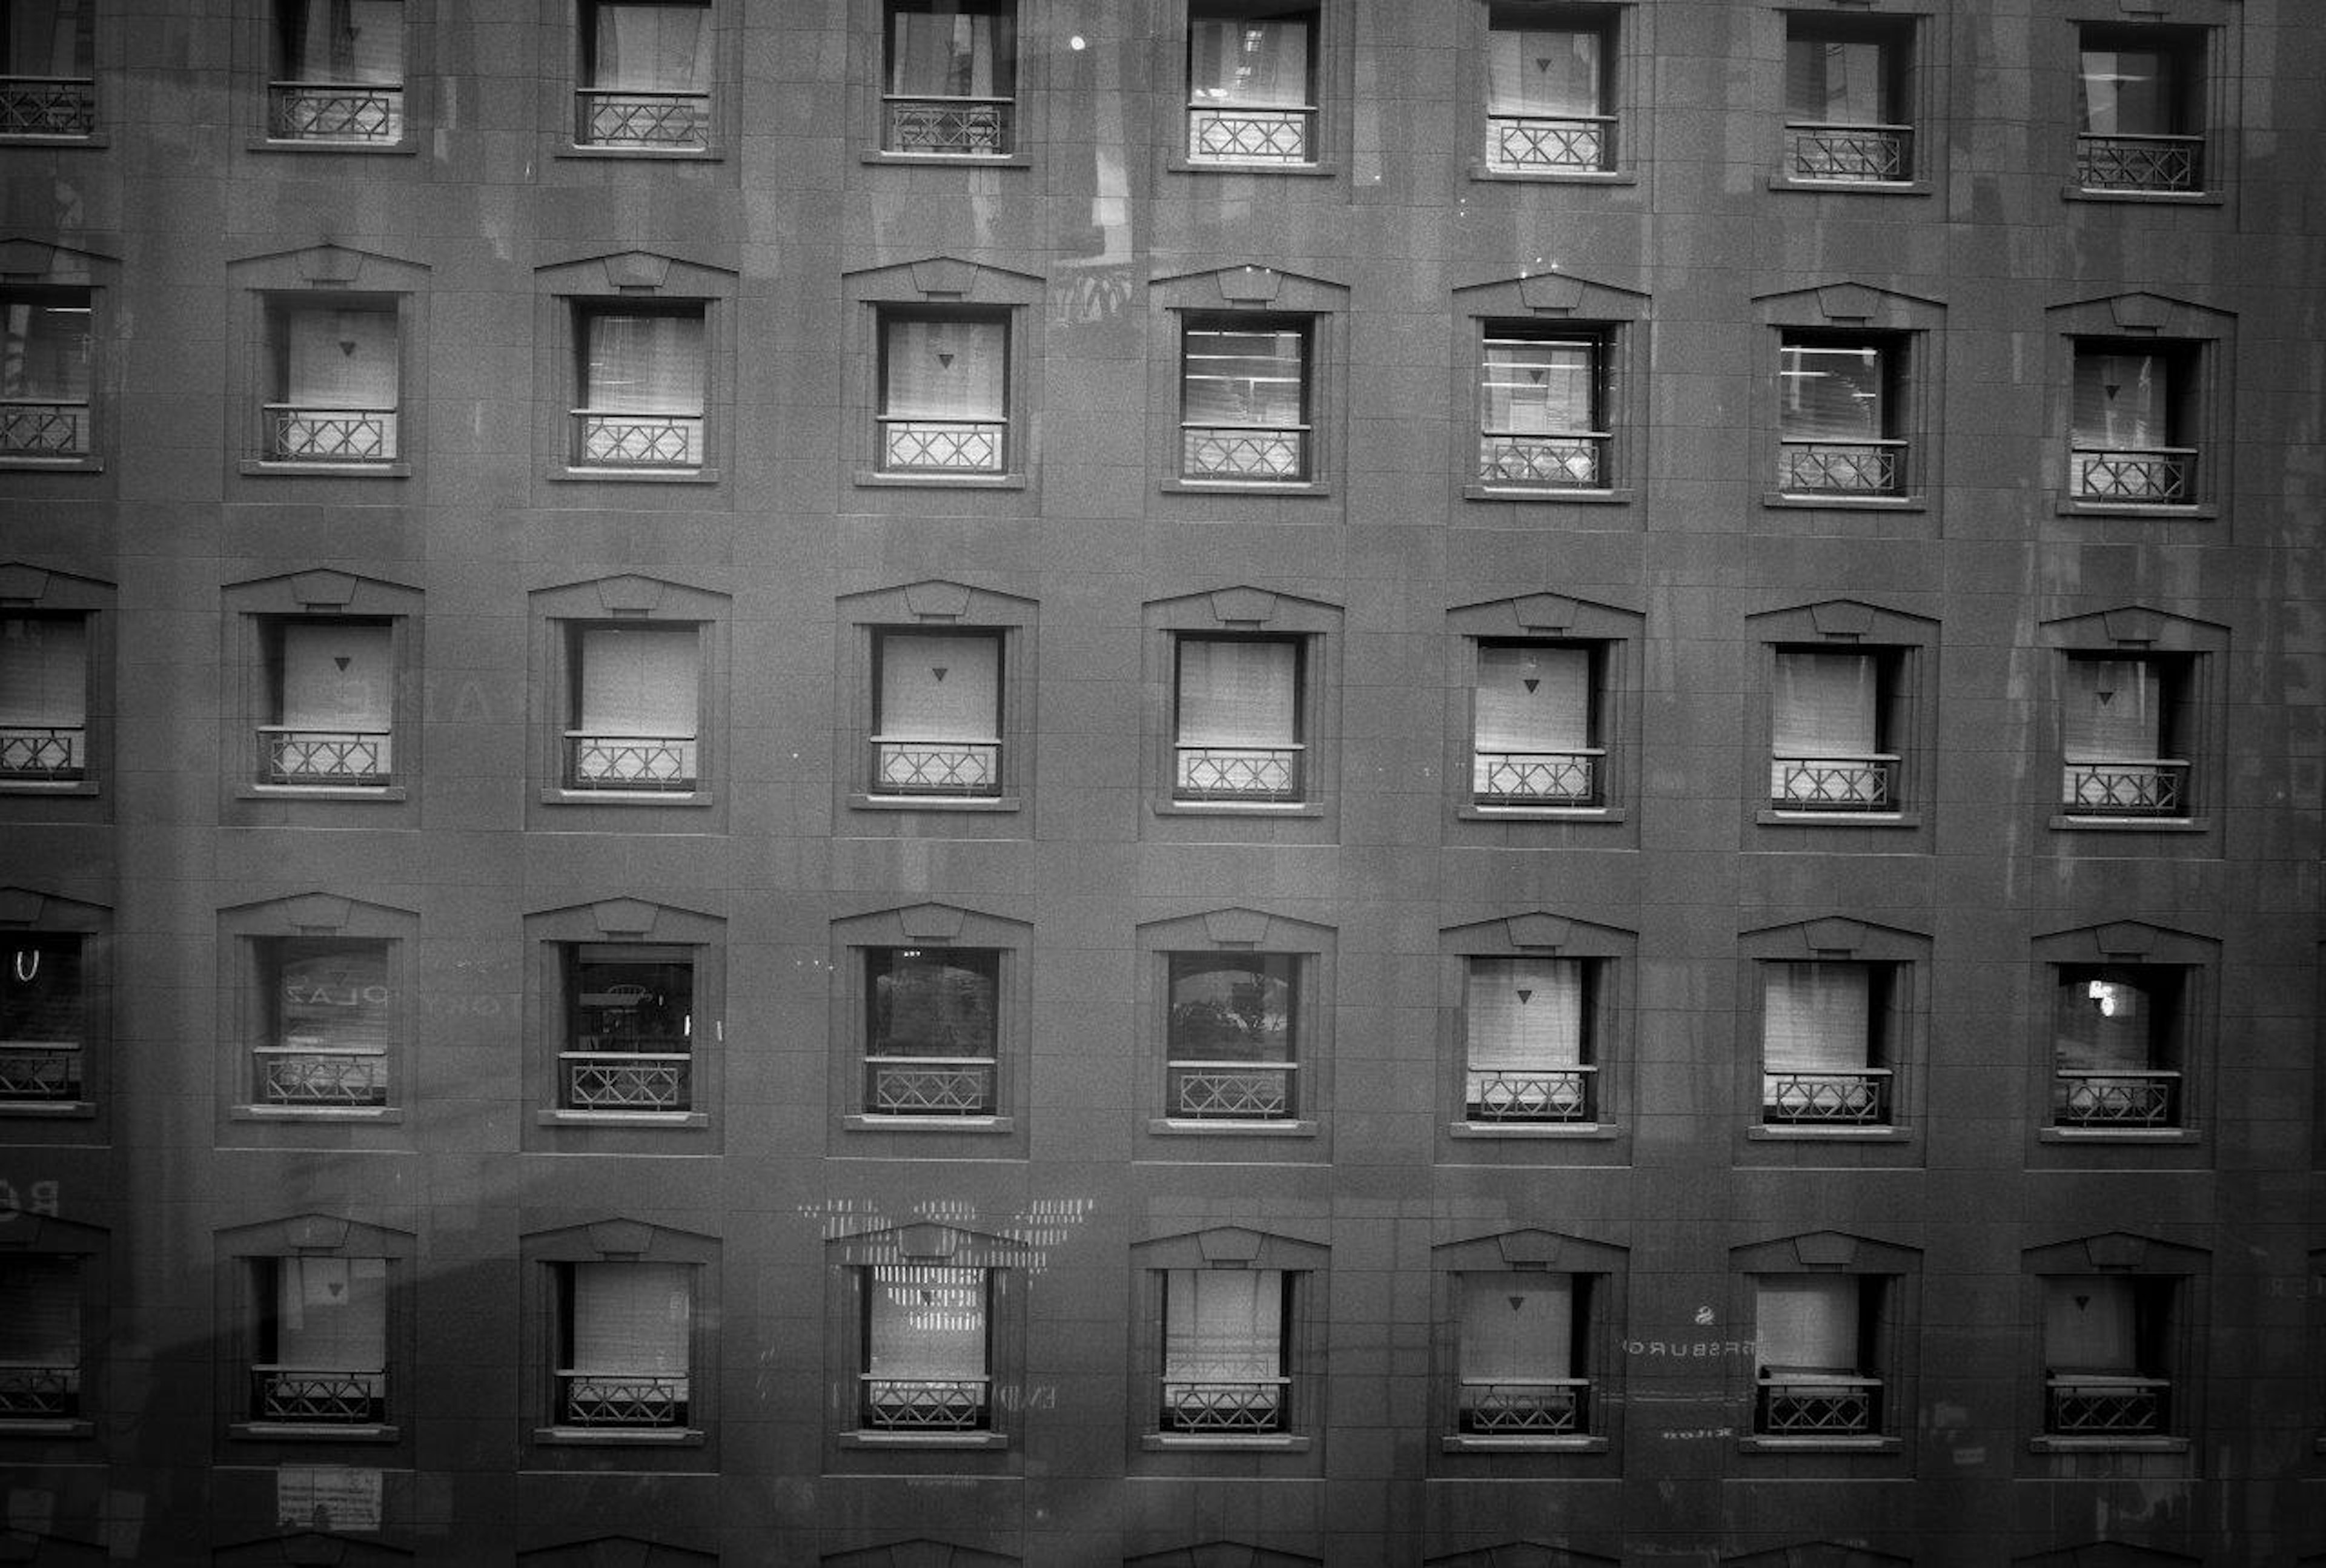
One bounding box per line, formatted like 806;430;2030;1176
1447;594;1643;847
824;1222;1027;1466
1468;1;1634;184
2047;292;2232;518
845;257;1042;496
1457;273;1648;510
534;251;735;492
1173;0;1335;174
1176;310;1314;486
0;1214;105;1444
0;886;105;1133
2032;920;2216;1154
1132;1226;1327;1464
2023;1232;2207;1460
1441;914;1635;1157
1773;5;1929;194
862;0;1028;166
1731;1230;1918;1457
0;564;111;805
216;1214;414;1455
2039;605;2227;845
0;0;98;144
1774;329;1910;498
219;892;416;1139
563;0;724;158
1755;283;1941;520
2068;18;2224;202
1738;917;1926;1156
1746;599;1937;842
0;280;96;469
253;0;422;154
1139;907;1333;1155
228;243;426;489
524;1220;718;1466
224;571;422;818
837;580;1034;827
1145;588;1339;835
253;292;406;469
1152;265;1347;503
1432;1228;1626;1464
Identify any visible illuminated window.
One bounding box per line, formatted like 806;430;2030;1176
1482;3;1612;173
575;0;712;150
0;287;93;460
881;0;1015;156
1185;4;1317;165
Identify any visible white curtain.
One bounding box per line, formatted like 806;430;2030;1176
282;306;397;409
867;1264;986;1379
2043;1276;2138;1369
572;1261;691;1374
1465;957;1584;1071
2;297;91;402
593;2;711;91
1485;24;1599;116
280;621;392;731
1780;342;1883;440
2072;350;2166;447
1772;652;1876;755
2062;658;2161;758
273;1256;387;1370
1755;1275;1858;1371
1785;36;1886;124
280;0;402;82
577;627;697;736
1474;643;1589;753
1182;325;1305;427
1480;337;1593;434
2078;48;2171;136
1165;1268;1281;1378
1763;962;1871;1073
883;316;1006;420
0;1257;78;1368
0;615;85;729
1188;16;1308;107
876;631;998;740
1457;1273;1572;1381
890;3;1012;98
1177;638;1296;747
583;312;704;414
272;938;391;1053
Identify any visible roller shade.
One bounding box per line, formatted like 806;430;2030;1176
271;938;391;1053
582;311;704;414
0;1257;79;1366
280;305;397;408
280;621;392;730
2062;658;2161;758
2072;351;2169;448
867;1263;986;1379
1475;643;1588;752
1480;337;1594;434
1485;24;1600;117
1188;15;1308;107
2078;48;2173;136
279;0;402;82
1755;1275;1858;1372
1457;1273;1572;1381
1773;651;1876;755
1176;637;1296;747
577;626;697;735
571;1262;691;1374
1165;1268;1281;1378
1182;325;1305;428
1763;962;1871;1072
1466;957;1584;1071
591;2;711;91
1780;342;1884;440
272;1256;386;1371
882;315;1006;420
0;615;86;727
876;631;998;740
889;3;1013;98
1786;36;1887;124
2044;1275;2138;1369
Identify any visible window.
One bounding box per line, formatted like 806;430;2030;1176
564;623;700;792
2059;654;2192;818
1442;913;1634;1160
1768;649;1900;812
1185;3;1316;165
1179;314;1312;483
1160;1266;1290;1433
1173;634;1303;802
252;617;396;787
834;902;1029;1145
1471;640;1602;807
1147;587;1340;836
2076;27;2202;194
572;303;706;469
856;1263;992;1432
2052;964;2188;1131
250;937;393;1112
2070;341;2197;505
1462;956;1597;1125
862;946;1000;1116
869;628;1002;798
1783;13;1912;183
1142;908;1332;1150
1;931;81;1106
881;0;1015;156
268;0;404;145
0;1252;82;1427
0;0;94;137
560;944;695;1114
1778;333;1905;496
1760;962;1896;1128
257;297;400;465
533;576;728;827
1482;3;1612;173
0;612;87;783
575;0;711;150
1752;1274;1886;1438
245;1255;391;1429
1165;951;1299;1122
875;309;1009;476
826;1222;1024;1463
521;1220;715;1459
1;288;93;461
2041;1275;2179;1441
225;572;419;816
847;259;1039;493
1740;918;1924;1159
841;581;1031;821
1476;325;1609;491
1452;1271;1595;1438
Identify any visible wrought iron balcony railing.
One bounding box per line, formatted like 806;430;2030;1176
1785;121;1913;182
2074;445;2196;503
2054;1069;2179;1128
1187;103;1315;164
267;81;404;142
563;1050;690;1112
1466;1064;1595;1123
1779;438;1906;495
1771;753;1898;811
565;732;699;792
1181;423;1309;481
573;409;704;468
0;77;96;137
879;417;1006;474
2076;133;2202;193
253;1366;386;1424
2046;1372;2170;1436
0;725;85;781
1762;1068;1890;1125
0;1361;79;1418
263;404;399;463
255;1046;388;1107
866;1054;998;1116
883;95;1012;156
1473;748;1602;807
0;1042;82;1101
1457;1377;1589;1436
1487;112;1614;172
1175;744;1303;802
871;737;999;797
558;1371;689;1427
2060;758;2190;818
576;89;709;149
1757;1370;1882;1436
863;1375;990;1431
0;399;91;458
259;727;393;787
1168;1059;1296;1120
1159;1375;1287;1432
1478;431;1609;489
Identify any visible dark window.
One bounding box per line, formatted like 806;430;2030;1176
863;947;1001;1116
270;0;405;143
1165;951;1298;1120
1185;4;1317;164
883;0;1015;155
577;1;712;148
562;944;695;1113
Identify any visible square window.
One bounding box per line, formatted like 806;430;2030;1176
1476;326;1609;489
254;617;396;787
1185;4;1316;165
0;1253;82;1423
269;0;405;144
245;1255;391;1428
252;937;393;1110
577;1;711;149
858;1263;992;1432
1173;634;1304;802
1471;640;1602;807
2070;342;2198;504
1462;956;1597;1124
1453;1271;1593;1437
2052;964;2187;1130
563;623;701;792
1159;1266;1291;1433
1783;13;1912;182
1760;961;1894;1126
552;1260;695;1431
1165;951;1299;1121
2058;654;2193;818
876;309;1010;475
1;287;93;460
1777;333;1907;496
561;943;695;1114
1482;3;1612;173
2076;28;2203;193
1179;315;1313;483
1;933;83;1105
1769;649;1901;812
1752;1273;1886;1438
0;612;88;783
2042;1275;2176;1438
572;304;707;469
863;947;1000;1116
869;628;1002;798
882;0;1015;156
0;0;94;137
259;297;400;465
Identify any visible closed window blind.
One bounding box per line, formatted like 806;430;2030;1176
571;1261;691;1375
1458;1272;1574;1382
0;1256;79;1369
1480;336;1594;435
1772;651;1877;756
1755;1275;1860;1372
1165;1268;1282;1379
1786;36;1888;124
1176;637;1296;748
0;614;86;728
268;937;392;1054
1182;325;1307;428
1188;15;1309;107
1780;342;1884;440
881;314;1006;421
1485;22;1600;117
2072;350;2170;448
1466;956;1585;1072
279;0;402;82
279;620;393;731
2043;1275;2141;1369
876;631;1000;741
279;305;398;409
1763;962;1872;1073
2063;658;2162;759
867;1263;987;1379
270;1256;387;1371
1475;643;1589;752
889;2;1013;98
590;2;711;91
581;311;704;415
576;626;697;736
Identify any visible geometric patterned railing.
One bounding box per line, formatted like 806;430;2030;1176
863;1375;989;1431
867;1055;998;1116
880;418;1006;474
2073;447;2195;504
563;1051;690;1112
566;733;699;792
1474;749;1600;807
884;96;1011;156
2075;133;2202;194
1466;1065;1594;1123
1772;754;1897;811
268;83;403;143
0;399;91;457
1780;439;1904;495
1169;1060;1294;1120
575;411;704;468
255;1367;386;1424
1757;1371;1881;1435
0;1042;82;1101
1478;431;1608;488
1785;122;1912;182
872;738;999;796
0;1362;79;1417
265;405;399;463
2055;1070;2178;1128
1458;1377;1588;1435
1187;105;1314;164
2060;759;2189;818
2046;1372;2169;1435
256;1047;388;1107
0;725;85;781
577;90;710;150
1487;113;1612;172
1159;1376;1287;1432
0;78;96;136
1175;745;1302;802
1763;1069;1889;1124
1182;425;1308;481
560;1371;689;1428
259;728;393;787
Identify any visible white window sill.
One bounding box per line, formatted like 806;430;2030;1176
251;136;419;156
238;783;408;804
1756;809;1921;829
0;455;101;473
1141;1431;1310;1452
1463;484;1635;504
534;1424;705;1446
861;150;1031;170
0;1099;96;1119
1767;176;1932;198
1762;491;1927;512
1738;1434;1901;1454
0;778;98;796
239;459;412;480
0;132;105;149
849;792;1020;813
1168;157;1336;179
1748;1124;1909;1142
1155;799;1322;818
2038;1126;2197;1144
232;1104;402;1124
549;465;721;485
843;1114;1015;1134
0;1417;93;1438
2048;814;2208;833
2055;498;2216;521
231;1421;400;1443
2029;1434;2188;1454
542;788;715;808
555;145;721;164
536;1109;709;1130
2062;185;2220;207
1148;1117;1319;1137
854;468;1027;491
1467;164;1635;187
1160;478;1331;497
1458;804;1625;824
1440;1433;1608;1454
1448;1121;1616;1141
841;1429;1008;1451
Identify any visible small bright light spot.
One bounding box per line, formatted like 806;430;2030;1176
1069;34;1086;50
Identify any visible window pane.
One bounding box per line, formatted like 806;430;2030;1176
279;305;397;408
2079;48;2173;136
1182;326;1305;427
2053;967;2171;1073
1465;956;1584;1070
270;938;391;1053
571;1261;691;1374
867;1263;986;1378
576;626;698;735
2072;351;2169;447
1168;952;1295;1062
2;0;93;76
881;314;1006;420
2062;658;2162;757
1485;24;1600;116
1;296;92;401
0;614;87;727
1755;1275;1858;1371
581;312;704;414
875;631;1000;741
591;2;711;91
1165;1267;1282;1377
1780;343;1883;440
1189;16;1309;108
0;933;81;1042
1457;1272;1572;1381
0;1256;78;1367
868;948;999;1058
1480;337;1594;434
1772;652;1877;755
1763;962;1871;1072
571;944;693;1050
277;621;393;730
280;0;402;83
271;1257;387;1371
1786;36;1888;124
1176;637;1296;747
889;2;1013;97
1474;643;1589;752
2043;1275;2139;1368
